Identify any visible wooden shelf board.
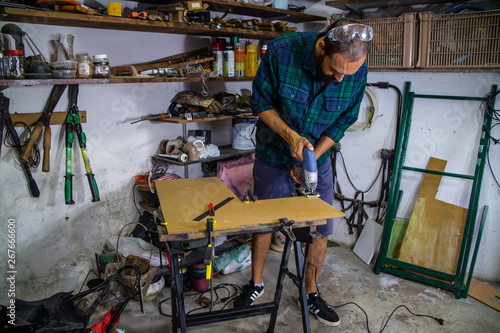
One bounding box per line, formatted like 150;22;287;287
0;76;254;87
0;7;282;39
136;0;327;23
10;111;86;126
156;114;234;124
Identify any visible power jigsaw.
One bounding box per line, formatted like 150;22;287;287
294;147;319;197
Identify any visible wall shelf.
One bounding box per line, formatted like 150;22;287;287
136;0;327;23
0;7;283;39
152;145;254;166
0;75;255;87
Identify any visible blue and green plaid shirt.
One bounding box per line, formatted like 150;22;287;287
250;32;368;169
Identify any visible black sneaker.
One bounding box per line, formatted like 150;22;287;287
306;293;340;327
233;280;264;308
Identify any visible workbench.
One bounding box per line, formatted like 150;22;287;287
155;177;344;332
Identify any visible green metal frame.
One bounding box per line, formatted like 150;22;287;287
375;82;497;298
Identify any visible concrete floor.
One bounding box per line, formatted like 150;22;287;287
89;243;500;333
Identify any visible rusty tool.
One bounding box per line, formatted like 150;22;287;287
20;85;67;172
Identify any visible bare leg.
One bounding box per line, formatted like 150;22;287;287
251;232;273;284
305;235;328;294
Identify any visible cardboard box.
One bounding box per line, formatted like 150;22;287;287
185;1;203;11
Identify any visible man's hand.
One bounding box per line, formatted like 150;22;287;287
290;164;301;184
288;135;313;162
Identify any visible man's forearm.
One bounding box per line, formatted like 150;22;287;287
258;109;313;160
314;135;336;160
258;109;300;144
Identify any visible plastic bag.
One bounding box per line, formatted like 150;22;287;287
214;244;251;274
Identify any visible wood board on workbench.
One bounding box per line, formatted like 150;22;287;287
397;157;468;275
155;177;344;241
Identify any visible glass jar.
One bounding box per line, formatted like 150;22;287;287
92;54;110;78
77;54;93;78
3;49;24;79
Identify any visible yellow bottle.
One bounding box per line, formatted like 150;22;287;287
245;44;258;77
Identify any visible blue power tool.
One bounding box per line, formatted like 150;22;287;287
296;147;319;197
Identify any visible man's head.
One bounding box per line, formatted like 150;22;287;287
315;20;372;83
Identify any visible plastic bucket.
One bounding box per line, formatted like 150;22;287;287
232;118;257;150
189;266;210;292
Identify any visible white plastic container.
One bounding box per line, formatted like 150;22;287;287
232;118;257;150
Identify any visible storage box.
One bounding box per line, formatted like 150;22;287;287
185;1;203;11
417;10;500;68
359;13;417;69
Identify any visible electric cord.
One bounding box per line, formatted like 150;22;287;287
484;90;500;188
347;85;380;132
4;121;40;168
338;150;383;194
158;282;242;317
300;245;444;332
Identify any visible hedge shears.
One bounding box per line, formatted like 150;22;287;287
65;84;99;204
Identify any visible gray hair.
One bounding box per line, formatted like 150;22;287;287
323;19;371;62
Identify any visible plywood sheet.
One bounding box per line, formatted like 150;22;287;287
468;278;500;312
155;177;345;241
397;157;467;275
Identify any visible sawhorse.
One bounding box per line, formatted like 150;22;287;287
167;219;316;333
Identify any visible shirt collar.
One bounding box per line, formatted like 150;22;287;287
302;34;321;76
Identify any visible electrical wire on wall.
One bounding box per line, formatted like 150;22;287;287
485;89;500;188
332;82;402;235
347;85;380;132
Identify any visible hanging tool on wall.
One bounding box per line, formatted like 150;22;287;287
19;85;67;172
64;84;100;204
0;92;40;197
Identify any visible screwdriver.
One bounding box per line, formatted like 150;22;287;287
131;113;168;124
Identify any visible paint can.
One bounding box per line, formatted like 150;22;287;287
232;118;257;150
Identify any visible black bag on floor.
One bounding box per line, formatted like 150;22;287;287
0;265;141;333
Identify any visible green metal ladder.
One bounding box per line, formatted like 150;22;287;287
375;82;497;298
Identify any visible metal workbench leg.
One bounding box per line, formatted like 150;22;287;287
268;228;312;333
296;241;311;333
168;242;187;333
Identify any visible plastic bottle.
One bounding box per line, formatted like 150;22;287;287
261;44;267;59
92;54;110;78
235;41;245;77
224;42;235;77
245;44;258;77
212;40;223;76
3;49;24;79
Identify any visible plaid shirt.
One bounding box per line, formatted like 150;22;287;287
250;32;368;169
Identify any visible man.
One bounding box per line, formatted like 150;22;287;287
232;20;372;327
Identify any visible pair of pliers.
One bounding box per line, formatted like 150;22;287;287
64;84;99;204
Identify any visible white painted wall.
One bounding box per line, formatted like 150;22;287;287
0;10;498;304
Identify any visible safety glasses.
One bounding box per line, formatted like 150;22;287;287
326;24;373;42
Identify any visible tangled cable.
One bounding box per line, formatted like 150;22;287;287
300;245;444;333
3;121;40;168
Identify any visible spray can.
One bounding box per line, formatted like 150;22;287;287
245;44;258;77
224;41;235;77
235;42;245;77
212;40;224;76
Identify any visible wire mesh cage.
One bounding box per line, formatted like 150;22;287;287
359;13;417;69
417;10;500;68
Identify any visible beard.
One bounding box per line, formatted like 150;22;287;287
314;53;338;84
